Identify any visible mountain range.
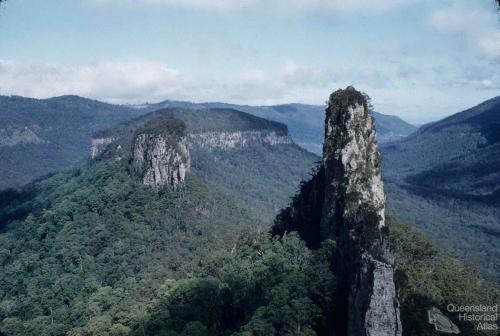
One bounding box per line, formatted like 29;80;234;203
1;94;499;281
382;96;500;280
0;96;145;189
0;89;496;336
0;95;416;190
134;100;417;153
90;107;318;219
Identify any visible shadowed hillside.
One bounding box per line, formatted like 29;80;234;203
382;96;500;280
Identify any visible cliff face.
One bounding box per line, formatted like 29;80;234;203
90;117;191;190
131;133;190;189
273;86;401;336
88;107;316;222
89;108;301;192
323;87;400;336
188;130;292;150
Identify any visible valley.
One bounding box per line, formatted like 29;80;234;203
0;88;496;335
382;96;500;280
1;1;498;334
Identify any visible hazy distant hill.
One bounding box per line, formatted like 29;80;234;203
0;95;416;189
382;96;500;280
139;100;418;153
0;95;146;189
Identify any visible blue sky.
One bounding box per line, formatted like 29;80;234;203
0;0;499;123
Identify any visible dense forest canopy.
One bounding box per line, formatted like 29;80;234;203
0;2;499;336
0;153;497;335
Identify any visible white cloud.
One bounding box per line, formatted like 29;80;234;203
0;60;183;103
1;57;495;124
282;61;334;86
0;59;347;105
479;32;500;58
427;2;500;59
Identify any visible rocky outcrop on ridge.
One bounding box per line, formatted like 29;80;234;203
188;130;292;150
90;117;191;189
131;132;190;189
273;86;401;336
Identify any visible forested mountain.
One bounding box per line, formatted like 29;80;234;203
0;89;497;336
0;96;146;189
137;100;417;153
0;95;415;190
382;96;500;280
90;107;318;219
2;93;498;281
0;107;315;335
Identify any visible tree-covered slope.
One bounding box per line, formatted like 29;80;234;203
93;107;318;219
0;96;147;189
0;99;497;336
146;216;498;336
0;95;416;190
2;159;493;336
0;159;262;336
388;216;498;336
383;96;500;188
382;96;500;280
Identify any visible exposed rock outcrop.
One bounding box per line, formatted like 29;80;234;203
189;130;293;150
90;117;191;189
131;133;190;189
90;137;115;159
273;86;401;336
323;87;400;336
129;118;190;189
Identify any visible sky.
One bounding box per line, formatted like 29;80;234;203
0;0;499;123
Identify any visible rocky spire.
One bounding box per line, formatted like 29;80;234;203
322;86;401;336
272;86;401;336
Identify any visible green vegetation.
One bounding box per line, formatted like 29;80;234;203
0;160;261;335
142;108;289;135
0;95;146;189
388;216;499;335
1;155;496;335
0;95;417;190
136;117;187;139
1;101;498;335
382;96;500;280
190;142;318;220
130;231;336;336
91;108;318;220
